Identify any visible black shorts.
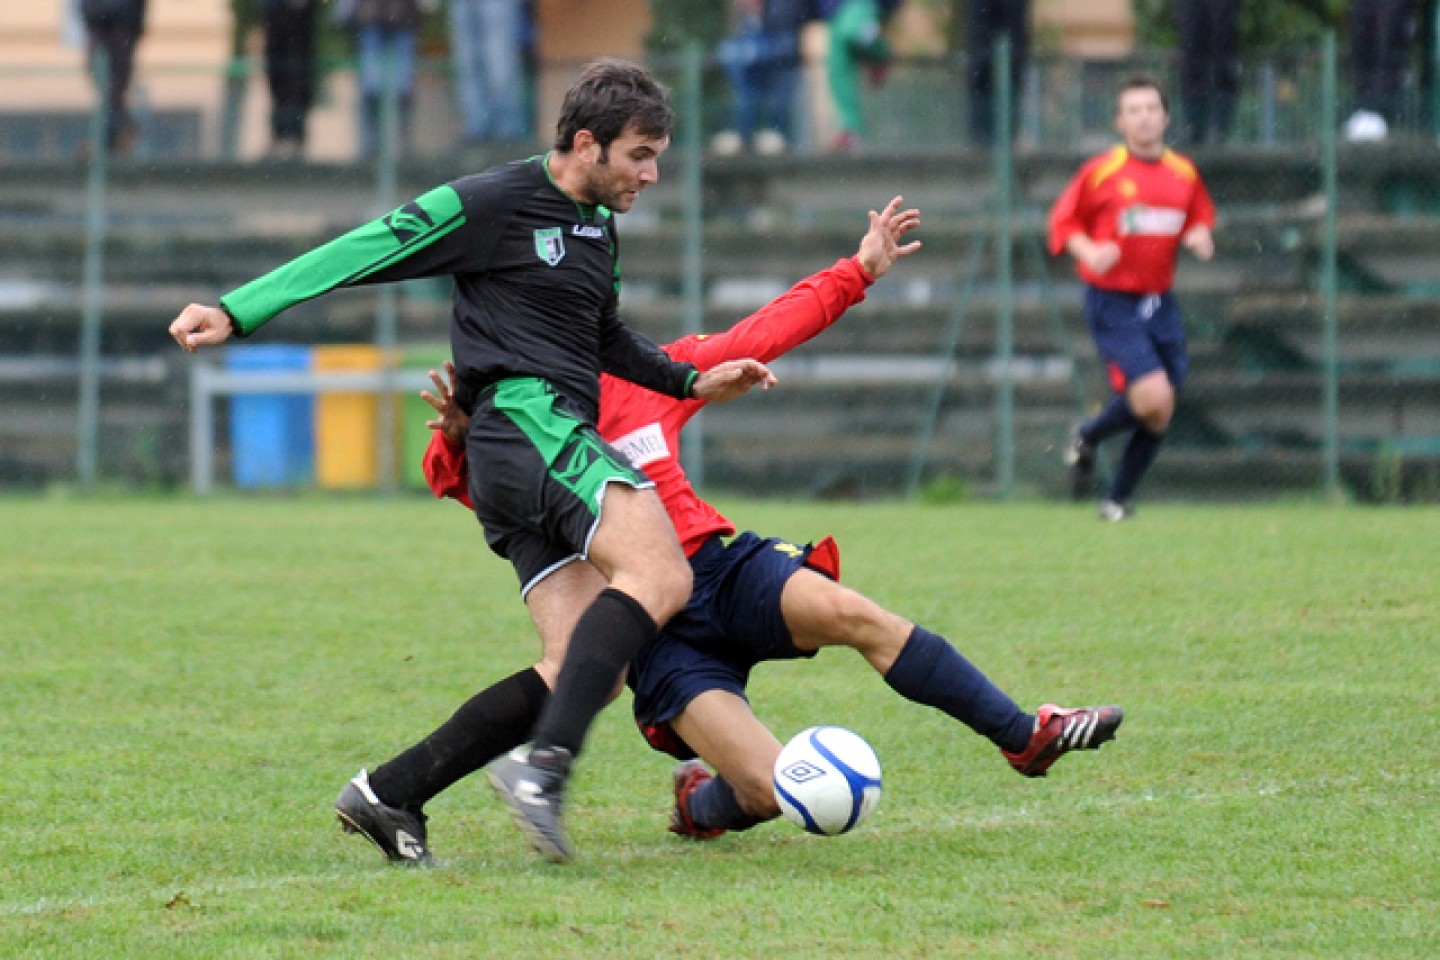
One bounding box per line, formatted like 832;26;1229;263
464;376;653;595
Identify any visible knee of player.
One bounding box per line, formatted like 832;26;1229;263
650;562;694;622
1141;395;1175;432
1130;384;1175;431
819;588;896;648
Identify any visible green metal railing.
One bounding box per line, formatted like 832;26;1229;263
10;36;1440;501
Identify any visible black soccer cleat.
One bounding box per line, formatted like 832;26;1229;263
1064;425;1096;500
335;769;433;864
1002;704;1125;778
486;745;574;864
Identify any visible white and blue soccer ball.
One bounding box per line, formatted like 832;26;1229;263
773;726;882;836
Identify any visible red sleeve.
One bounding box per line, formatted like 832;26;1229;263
1187;176;1216;230
1048;163;1093;256
422;431;474;509
666;257;872;370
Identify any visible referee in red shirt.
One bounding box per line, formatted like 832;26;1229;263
1049;75;1216;520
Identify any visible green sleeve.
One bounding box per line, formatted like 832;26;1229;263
220;184;467;336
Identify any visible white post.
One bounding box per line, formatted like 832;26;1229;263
190;362;216;495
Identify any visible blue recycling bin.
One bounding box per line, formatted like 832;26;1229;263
227;345;314;488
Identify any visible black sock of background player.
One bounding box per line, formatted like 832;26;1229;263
1108;426;1165;503
687;775;765;832
1081;394;1138;447
368;666;549;812
531;587;656;758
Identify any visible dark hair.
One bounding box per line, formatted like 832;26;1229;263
1116;74;1169;114
553;59;675;152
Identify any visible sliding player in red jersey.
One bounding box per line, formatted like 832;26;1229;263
1050;74;1216;520
372;198;1123;851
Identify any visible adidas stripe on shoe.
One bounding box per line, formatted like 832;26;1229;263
1002;704;1124;778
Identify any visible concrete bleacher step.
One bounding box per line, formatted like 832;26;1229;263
5;146;1439;493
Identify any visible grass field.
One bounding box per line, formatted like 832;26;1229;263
2;496;1436;958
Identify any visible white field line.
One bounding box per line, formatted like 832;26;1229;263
0;774;1405;920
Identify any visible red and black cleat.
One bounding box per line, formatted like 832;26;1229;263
1002;704;1124;778
668;760;726;840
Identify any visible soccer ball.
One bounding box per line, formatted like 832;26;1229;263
772;726;882;836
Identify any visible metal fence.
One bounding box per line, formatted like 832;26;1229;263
4;38;1440;503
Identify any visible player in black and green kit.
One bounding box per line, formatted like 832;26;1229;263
170;60;775;864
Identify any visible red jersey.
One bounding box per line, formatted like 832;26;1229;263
1048;145;1215;295
424;256;874;557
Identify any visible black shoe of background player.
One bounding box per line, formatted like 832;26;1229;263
487;745;574;863
1064;425;1096;500
335;769;433;864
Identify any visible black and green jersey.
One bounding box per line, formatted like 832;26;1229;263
220;155;696;422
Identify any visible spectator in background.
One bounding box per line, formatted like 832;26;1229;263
448;0;528;144
967;0;1028;147
351;0;425;157
262;0;318;160
1345;0;1417;142
713;0;810;155
79;0;147;155
824;0;901;152
1175;0;1239;145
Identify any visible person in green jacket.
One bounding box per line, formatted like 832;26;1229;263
824;0;898;150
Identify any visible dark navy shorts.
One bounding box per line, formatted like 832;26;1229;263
629;531;839;760
1084;287;1189;394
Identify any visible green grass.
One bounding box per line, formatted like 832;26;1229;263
2;497;1436;958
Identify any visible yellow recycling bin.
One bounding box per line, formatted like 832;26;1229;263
313;345;400;489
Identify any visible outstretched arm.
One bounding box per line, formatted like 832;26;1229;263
680;196;923;371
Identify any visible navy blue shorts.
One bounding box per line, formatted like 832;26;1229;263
629;531;838;760
1084;287;1189;394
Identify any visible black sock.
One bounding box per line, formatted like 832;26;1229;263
687;775;766;832
368;666;549;812
1081;395;1138;447
1108;427;1165;502
531;588;656;758
884;626;1034;754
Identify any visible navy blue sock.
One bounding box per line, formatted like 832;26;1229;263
687;775;765;832
1108;427;1165;502
884;626;1033;754
1081;395;1138;447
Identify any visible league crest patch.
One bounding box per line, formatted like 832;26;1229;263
534;227;566;267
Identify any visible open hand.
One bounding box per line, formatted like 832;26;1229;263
421;360;469;446
856;195;922;279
